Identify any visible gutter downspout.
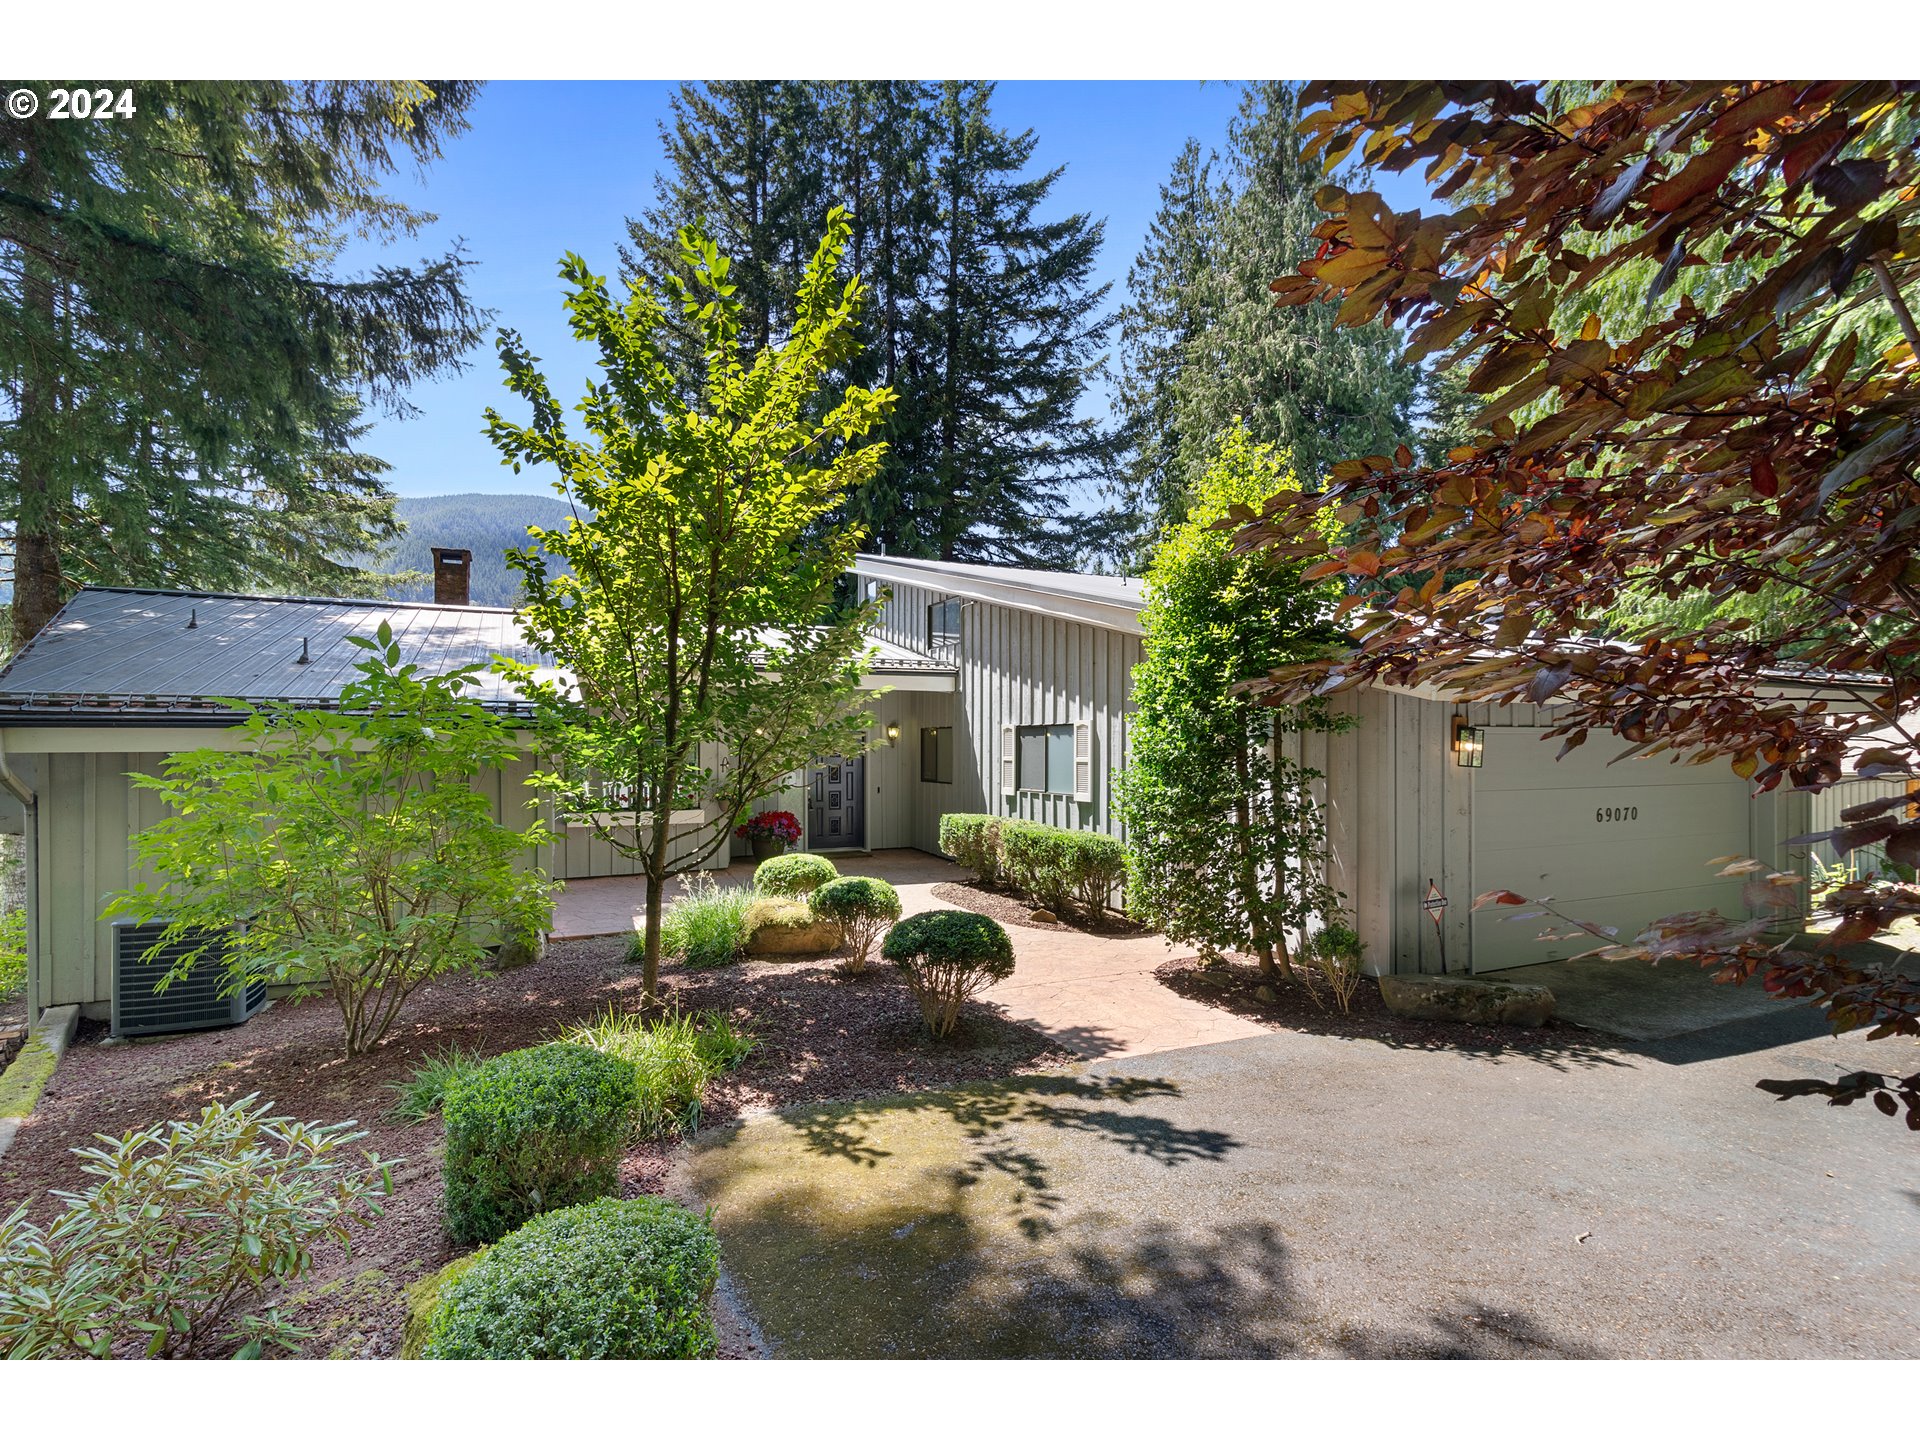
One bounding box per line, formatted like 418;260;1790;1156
0;731;40;1026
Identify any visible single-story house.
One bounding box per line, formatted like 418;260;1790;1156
0;548;1853;1026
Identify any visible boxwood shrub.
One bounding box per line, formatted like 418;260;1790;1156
937;813;1003;887
999;820;1126;914
441;1043;637;1246
753;852;839;898
421;1197;719;1359
941;814;1124;914
881;909;1016;1038
810;876;903;975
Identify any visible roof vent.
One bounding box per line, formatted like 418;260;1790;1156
112;922;266;1037
432;546;474;607
296;636;310;664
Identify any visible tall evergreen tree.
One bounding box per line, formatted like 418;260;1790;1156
1109;82;1419;565
626;80;1114;567
0;81;489;648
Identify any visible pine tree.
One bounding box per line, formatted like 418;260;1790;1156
0;81;488;648
1109;82;1419;562
1106;139;1221;567
628;80;1114;567
918;81;1115;566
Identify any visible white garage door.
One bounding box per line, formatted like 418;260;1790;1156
1470;728;1753;972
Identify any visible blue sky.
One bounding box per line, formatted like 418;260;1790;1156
344;81;1430;499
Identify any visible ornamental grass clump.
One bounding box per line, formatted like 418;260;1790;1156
650;872;755;969
881;909;1016;1039
811;876;903;976
559;1007;755;1138
441;1043;637;1246
0;1095;394;1359
421;1197;719;1359
753;852;839;898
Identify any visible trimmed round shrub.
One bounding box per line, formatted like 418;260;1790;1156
753;852;839;898
441;1043;637;1246
811;876;903;976
422;1197;720;1359
881;909;1016;1038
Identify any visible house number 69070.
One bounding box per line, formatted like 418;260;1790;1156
1595;805;1639;822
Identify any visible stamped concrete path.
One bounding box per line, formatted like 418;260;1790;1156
550;848;1262;1060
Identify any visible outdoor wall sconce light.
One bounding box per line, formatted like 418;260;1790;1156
1452;716;1484;768
884;721;901;747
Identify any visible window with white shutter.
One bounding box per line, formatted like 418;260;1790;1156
1001;724;1017;795
1073;721;1093;802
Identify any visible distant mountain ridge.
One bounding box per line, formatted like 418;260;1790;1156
381;492;579;606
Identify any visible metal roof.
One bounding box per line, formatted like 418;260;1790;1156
852;554;1145;633
0;587;953;724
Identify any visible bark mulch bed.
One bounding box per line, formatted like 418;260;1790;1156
1156;957;1632;1066
0;936;1075;1360
930;879;1152;938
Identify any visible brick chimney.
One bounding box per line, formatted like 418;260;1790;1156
432;547;473;606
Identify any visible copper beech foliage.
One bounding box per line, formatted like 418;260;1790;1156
1235;81;1920;1127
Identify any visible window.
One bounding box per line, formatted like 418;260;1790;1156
1002;721;1093;801
920;726;954;784
1016;724;1075;795
926;598;962;654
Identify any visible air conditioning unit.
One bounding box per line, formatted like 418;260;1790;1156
112;921;266;1038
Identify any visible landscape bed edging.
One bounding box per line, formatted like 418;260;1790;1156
0;1004;80;1163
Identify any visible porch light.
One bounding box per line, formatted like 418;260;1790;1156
1452;717;1484;768
884;721;901;747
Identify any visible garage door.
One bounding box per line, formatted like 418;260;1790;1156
1470;728;1752;972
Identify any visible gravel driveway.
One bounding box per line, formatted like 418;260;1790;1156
681;1009;1920;1358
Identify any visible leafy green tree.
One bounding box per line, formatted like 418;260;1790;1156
489;209;892;1003
1118;422;1350;978
104;625;553;1058
1108;83;1419;563
1;81;488;649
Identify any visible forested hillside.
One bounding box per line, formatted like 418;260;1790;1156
381;493;578;605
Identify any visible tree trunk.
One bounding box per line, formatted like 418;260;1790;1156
1231;722;1277;978
641;862;666;1004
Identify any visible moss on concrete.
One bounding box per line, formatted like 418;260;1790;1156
0;1028;60;1120
682;1076;1180;1357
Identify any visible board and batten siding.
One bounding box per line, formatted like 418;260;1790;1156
1316;691;1810;976
865;574;1141;850
14;741;717;1013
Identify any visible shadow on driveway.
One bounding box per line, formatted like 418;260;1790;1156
683;1072;1591;1358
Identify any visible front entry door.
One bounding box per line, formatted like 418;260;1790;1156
807;754;866;850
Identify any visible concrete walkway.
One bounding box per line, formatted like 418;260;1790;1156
549;849;1263;1061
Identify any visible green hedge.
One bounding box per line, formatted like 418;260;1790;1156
422;1197;719;1359
938;814;1125;914
753;852;839;898
937;814;1002;887
441;1043;638;1246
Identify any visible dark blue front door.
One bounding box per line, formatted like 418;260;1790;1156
807;754;865;850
